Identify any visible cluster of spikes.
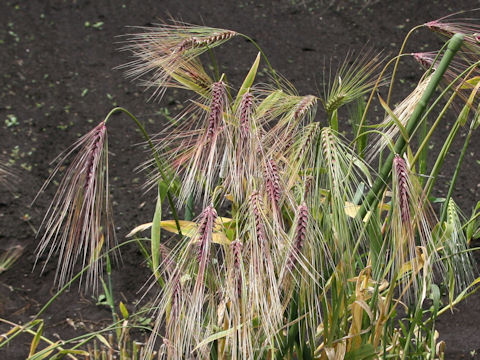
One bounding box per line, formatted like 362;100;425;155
33;14;480;359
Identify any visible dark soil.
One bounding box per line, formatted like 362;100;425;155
1;0;480;358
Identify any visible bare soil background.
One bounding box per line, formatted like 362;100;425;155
1;0;480;358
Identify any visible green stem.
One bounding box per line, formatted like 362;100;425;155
239;34;280;87
185;194;195;221
355;54;409;150
411;61;479;172
440;125;474;222
358;34;464;220
386;24;424;106
424;120;461;198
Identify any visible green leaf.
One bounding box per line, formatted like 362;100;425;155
193;325;242;351
460;76;480;89
95;334;112;349
378;94;409;142
345;344;376;360
431;284;440;316
119;301;129;320
233;52;261;111
159;218;233;245
151;184;165;281
28;320;44;356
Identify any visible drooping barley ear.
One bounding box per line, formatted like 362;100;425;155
35;121;114;291
425;12;480;48
412;51;471;85
176;30;237;52
120;22;237;100
413;52;437;70
286;203;309;271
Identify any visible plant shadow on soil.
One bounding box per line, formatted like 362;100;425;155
1;0;480;358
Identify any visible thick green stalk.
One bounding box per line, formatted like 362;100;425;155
358;34;464;220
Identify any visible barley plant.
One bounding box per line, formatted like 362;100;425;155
4;12;480;360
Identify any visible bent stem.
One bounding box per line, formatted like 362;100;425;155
239;34;280;86
386;24;424;106
103;107;182;235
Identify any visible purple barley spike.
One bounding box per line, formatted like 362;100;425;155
239;91;254;138
206;81;226;140
393;155;411;225
197;204;218;262
287;203;309;270
83;123;107;192
264;158;281;205
412;52;437;70
424;14;480;46
230;239;243;297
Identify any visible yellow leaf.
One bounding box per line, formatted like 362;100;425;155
95;334;112;349
460;76;480;89
162;218;232;245
126;222;153;237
